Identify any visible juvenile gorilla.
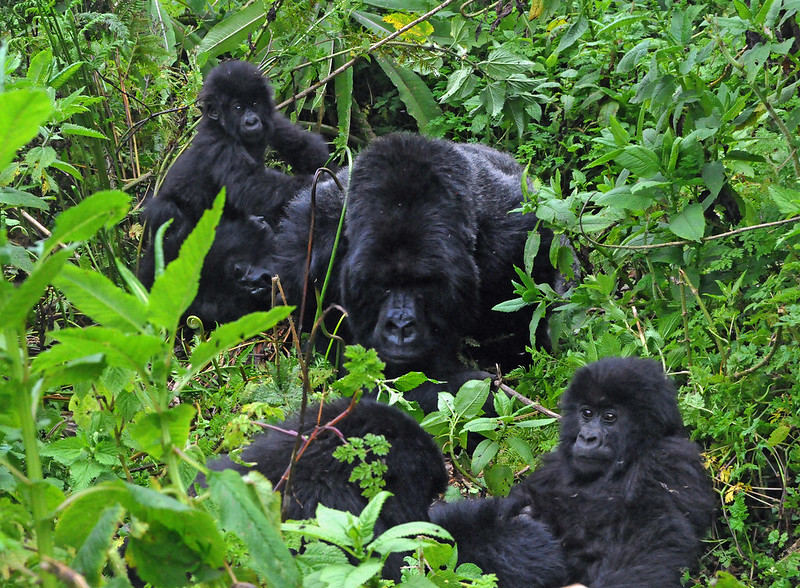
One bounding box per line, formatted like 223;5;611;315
201;398;448;579
274;134;556;411
432;357;714;588
139;60;329;316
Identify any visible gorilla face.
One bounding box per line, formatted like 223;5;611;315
188;214;276;325
337;134;482;376
558;357;685;480
199;60;276;156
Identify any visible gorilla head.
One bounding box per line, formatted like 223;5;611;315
198;60;276;158
558;356;684;480
186;213;275;325
339;134;481;376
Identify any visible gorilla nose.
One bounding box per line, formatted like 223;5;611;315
385;314;417;345
243;112;261;129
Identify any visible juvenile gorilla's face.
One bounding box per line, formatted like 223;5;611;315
200;60;276;150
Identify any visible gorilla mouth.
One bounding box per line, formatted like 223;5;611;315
377;345;427;366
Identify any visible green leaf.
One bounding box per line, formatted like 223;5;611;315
148;191;224;331
596;14;648;36
208;470;301;586
0;248;72;328
188;307;293;371
515;417;557;428
481;48;534;79
394;371;429;392
0;89;53;170
60;123;108;139
128;404;196;460
506;436;535;466
72;504;125;586
767;424;791;447
334;39;354;140
453;378;490;419
196;5;267;64
40;327;164;373
376;57;443;133
768;185;800;215
668;203;705;241
44;190;130;255
483;463;512;496
492;297;527;312
614;145;661;178
470;439;499;474
368;521;451;551
557;14;589;53
702;161;725;199
356;490;391;542
54;264;147;333
0;187;49;210
617;39;651;73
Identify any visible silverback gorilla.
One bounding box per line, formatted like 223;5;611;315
199;398;450;580
138;60;329;322
432;357;714;588
273;134;556;411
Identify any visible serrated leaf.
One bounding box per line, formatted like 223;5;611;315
44;190;130;255
557;14;589;53
668;203;705;241
148;192;224;331
54;264;147;332
0;89;53;170
45;327;164;372
0;248;73;328
60;123;108;139
768;185;800;215
188;307;293;371
208;470;301;586
128;404;195;460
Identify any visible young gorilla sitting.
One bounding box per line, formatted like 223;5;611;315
431;357;714;588
199;398;449;580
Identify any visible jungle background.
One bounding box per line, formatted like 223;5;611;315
1;0;799;586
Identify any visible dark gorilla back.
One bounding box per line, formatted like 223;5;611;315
201;398;448;580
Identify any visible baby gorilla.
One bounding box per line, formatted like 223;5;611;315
139;60;329;322
432;357;714;588
201;398;448;580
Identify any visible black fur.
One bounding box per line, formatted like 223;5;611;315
201;398;448;579
432;357;714;587
138;60;329;323
273;134;555;411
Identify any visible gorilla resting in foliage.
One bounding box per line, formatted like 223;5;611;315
139;60;329;318
273;134;556;411
183;213;276;325
200;397;448;580
431;357;714;588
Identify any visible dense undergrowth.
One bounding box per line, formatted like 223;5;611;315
1;0;799;586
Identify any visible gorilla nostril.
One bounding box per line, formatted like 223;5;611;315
233;262;246;280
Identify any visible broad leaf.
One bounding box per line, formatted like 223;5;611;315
0;89;53;170
668;203;705;241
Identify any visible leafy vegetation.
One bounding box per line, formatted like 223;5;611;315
1;0;799;586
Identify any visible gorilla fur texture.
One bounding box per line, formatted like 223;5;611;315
273;134;555;411
432;356;714;588
138;60;329;322
201;398;448;579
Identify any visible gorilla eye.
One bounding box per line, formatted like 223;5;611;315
580;407;594;419
602;411;617;423
233;101;243;111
